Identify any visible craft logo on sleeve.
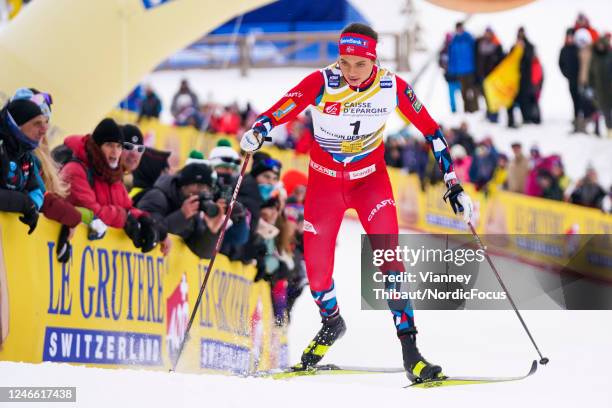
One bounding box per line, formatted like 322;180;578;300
272;99;296;120
284;91;303;99
323;101;341;115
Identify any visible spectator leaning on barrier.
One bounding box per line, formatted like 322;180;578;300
507;142;529;194
9;88;90;263
570;165;606;210
60;118;161;252
0;95;49;234
469;139;498;191
129;147;171;206
450;144;471;184
254;195;293;326
236;153;283;264
447;21;479;113
121;124;145;174
136;162;226;259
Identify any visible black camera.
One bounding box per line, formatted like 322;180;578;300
198;192;219;217
214;175;246;224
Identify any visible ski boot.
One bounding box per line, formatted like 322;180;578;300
296;314;346;370
399;328;443;383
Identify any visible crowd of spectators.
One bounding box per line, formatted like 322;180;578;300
383;121;611;212
439;13;611;137
0;87;308;326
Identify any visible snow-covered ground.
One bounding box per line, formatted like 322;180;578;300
2;219;612;408
144;0;612;187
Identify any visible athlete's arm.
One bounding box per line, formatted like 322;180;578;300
395;75;457;185
251;71;325;135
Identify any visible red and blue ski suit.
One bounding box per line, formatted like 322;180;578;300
252;64;456;332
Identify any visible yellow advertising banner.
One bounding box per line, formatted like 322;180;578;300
0;213;283;374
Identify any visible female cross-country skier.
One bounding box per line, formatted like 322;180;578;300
240;23;473;382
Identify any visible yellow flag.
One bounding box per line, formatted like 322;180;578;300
7;0;22;19
483;44;524;112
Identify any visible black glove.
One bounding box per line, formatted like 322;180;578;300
230;201;246;224
254;262;266;282
19;196;39;235
138;215;160;253
124;212;142;248
442;183;465;214
56;225;72;264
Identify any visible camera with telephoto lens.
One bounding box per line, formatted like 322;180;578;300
198;191;219;217
214;176;246;223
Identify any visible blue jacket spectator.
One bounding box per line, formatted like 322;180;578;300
469;140;499;191
0;98;47;234
447;22;479;113
448;27;476;76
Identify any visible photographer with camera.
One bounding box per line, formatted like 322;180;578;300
136;162;225;259
207;141;251;260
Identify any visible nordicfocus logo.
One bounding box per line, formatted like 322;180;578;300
340;37;368;47
323;102;341;115
367;198;396;222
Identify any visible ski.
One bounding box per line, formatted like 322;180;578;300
255;364;405;380
406;360;538;389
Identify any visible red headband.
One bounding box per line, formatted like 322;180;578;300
338;32;377;60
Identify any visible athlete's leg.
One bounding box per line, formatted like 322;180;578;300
348;168;415;332
349;167;441;381
298;165;348;368
303;166;346;317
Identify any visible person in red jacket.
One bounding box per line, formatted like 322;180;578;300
61;118;160;252
240;23;473;382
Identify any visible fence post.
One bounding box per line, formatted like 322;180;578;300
239;36;250;77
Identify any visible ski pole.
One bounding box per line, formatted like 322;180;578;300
170;153;252;372
467;222;549;366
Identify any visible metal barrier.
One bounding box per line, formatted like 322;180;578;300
156;31;417;75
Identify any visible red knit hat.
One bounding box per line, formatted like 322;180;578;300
281;169;308;197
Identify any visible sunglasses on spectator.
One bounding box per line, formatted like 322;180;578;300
29;92;53;107
219;156;241;166
123;142;145;153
